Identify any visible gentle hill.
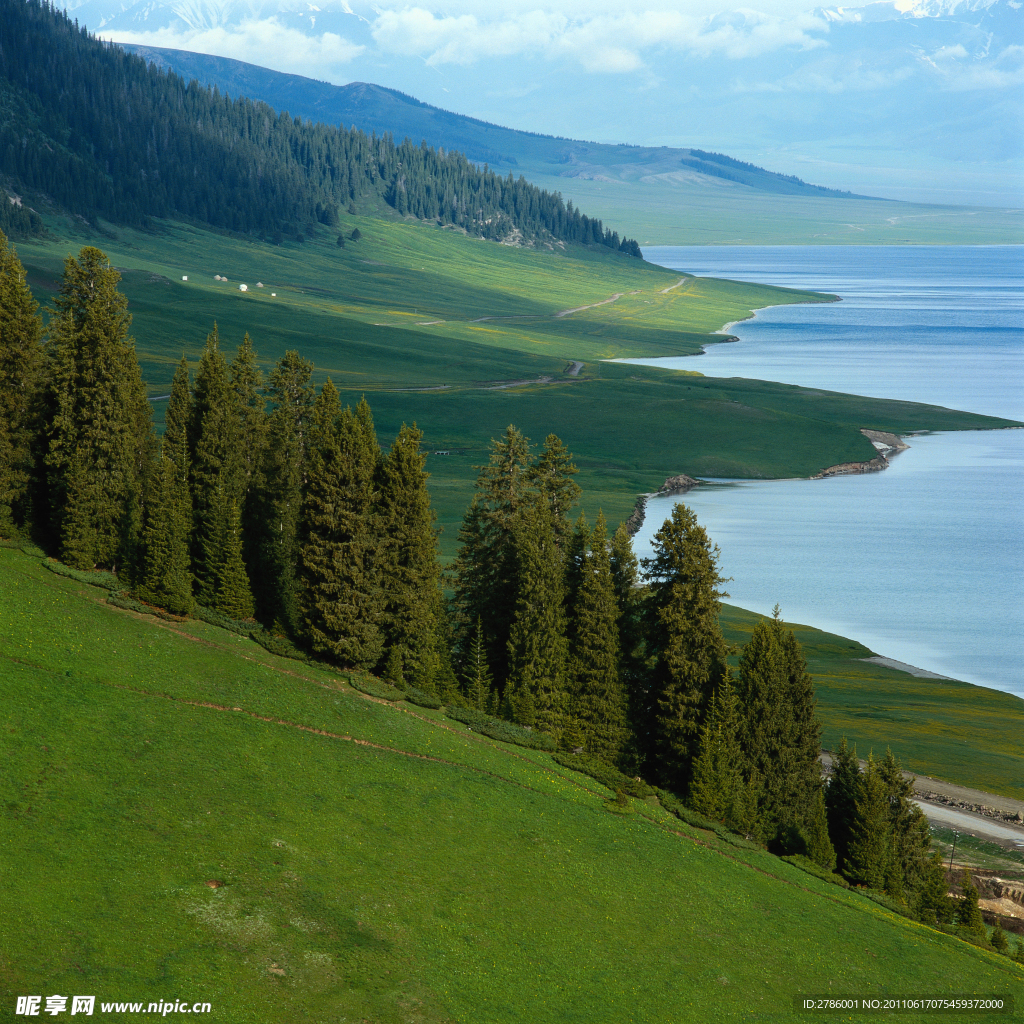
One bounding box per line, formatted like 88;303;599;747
115;44;1024;246
118;46;860;199
3;542;1022;1020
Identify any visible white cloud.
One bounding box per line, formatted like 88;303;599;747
369;6;829;71
103;18;364;73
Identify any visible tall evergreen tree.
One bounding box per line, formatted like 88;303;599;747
298;381;383;668
957;869;985;935
136;454;193;615
826;738;861;873
42;246;154;569
877;748;931;903
566;512;627;763
229;333;267;504
641;503;730;795
164;356;192;488
188;323;239;603
845;754;889;890
255;350;316;631
610;520;648;773
0;231;44;534
463;618;494;710
376;423;447;690
805;789;837;872
527;433;581;548
689;681;746;827
737;609;823;846
452;425;533;687
214;496;255;620
506;499;568;735
915;853;953;925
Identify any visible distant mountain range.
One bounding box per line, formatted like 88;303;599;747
118;44;868;200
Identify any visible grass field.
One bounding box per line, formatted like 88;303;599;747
16;215;1017;552
2;544;1022;1022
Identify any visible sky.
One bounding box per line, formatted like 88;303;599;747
63;0;1024;204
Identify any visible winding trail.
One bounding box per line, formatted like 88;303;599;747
555;293;623;317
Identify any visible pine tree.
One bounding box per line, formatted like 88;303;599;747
642;503;730;795
452;425;533;688
826;738;861;873
805;789;837;872
845;754;889;890
877;748;931;904
136;454;193;615
915;852;953;925
214;496;255;620
567;512;627;763
957;869;985;936
298;381;383;668
463;618;494;709
188;324;238;603
42;246;154;569
506;499;568;736
990;925;1008;954
689;681;745;826
376;423;445;690
610;520;647;773
256;350;316;631
0;230;44;533
230;332;267;505
527;433;581;547
164;356;191;488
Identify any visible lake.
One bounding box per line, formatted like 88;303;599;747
627;246;1024;698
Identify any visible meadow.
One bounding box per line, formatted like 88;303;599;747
17;214;1015;551
3;544;1022;1022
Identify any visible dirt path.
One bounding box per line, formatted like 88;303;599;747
659;277;688;294
555;293;623;317
565;361;584;376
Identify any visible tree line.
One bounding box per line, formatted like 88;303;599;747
0;0;640;257
2;234;1008;943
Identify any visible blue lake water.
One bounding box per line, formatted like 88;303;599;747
627;246;1024;699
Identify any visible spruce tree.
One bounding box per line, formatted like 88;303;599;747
256;350;316;631
689;681;745;826
990;925;1008;954
957;869;985;936
642;503;730;795
737;610;824;847
610;520;647;772
376;423;445;690
215;496;255;620
42;246;154;569
805;789;837;872
527;433;581;547
567;512;627;763
915;852;953;925
878;748;931;904
826;738;861;873
506;499;568;736
136;454;194;615
229;332;267;510
845;754;889;890
164;356;192;488
0;230;44;534
188;324;239;603
298;381;383;668
452;425;533;687
463;618;494;710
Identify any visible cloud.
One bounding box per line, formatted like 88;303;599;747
102;18;365;74
370;5;829;71
917;41;1024;89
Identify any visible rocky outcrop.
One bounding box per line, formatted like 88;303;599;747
657;474;700;495
812;455;889;479
625;496;647;536
917;791;1024;826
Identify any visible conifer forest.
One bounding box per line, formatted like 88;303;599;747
0;231;973;925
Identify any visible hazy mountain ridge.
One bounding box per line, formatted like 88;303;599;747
118;43;869;198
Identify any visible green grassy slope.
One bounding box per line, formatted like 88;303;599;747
16;216;1016;550
720;607;1024;803
3;545;1022;1021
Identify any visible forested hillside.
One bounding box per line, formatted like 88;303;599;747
0;0;639;253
